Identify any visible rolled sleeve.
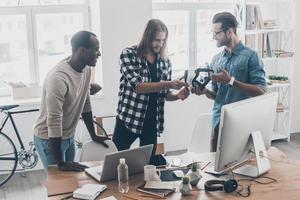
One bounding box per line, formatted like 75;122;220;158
82;94;92;113
120;48;143;90
248;52;267;88
45;75;67;138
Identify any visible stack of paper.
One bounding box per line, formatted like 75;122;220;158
73;184;107;200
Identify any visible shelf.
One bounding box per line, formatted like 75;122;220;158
272;131;288;141
245;28;293;35
276;109;289;114
267;83;290;89
262;57;293;62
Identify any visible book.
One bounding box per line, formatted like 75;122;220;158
73;183;107;200
137;182;175;198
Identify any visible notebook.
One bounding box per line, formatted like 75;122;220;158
73;184;107;200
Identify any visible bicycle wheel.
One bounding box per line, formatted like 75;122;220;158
0;132;18;187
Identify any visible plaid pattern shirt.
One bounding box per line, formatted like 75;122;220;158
117;46;172;134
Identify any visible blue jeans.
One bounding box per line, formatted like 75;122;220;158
34;136;75;170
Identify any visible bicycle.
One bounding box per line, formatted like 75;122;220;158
0;104;39;187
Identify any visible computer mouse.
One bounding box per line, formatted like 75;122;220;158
173;170;185;178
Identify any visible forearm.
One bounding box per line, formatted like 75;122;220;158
49;137;63;165
81;111;97;139
135;82;171;94
233;80;265;97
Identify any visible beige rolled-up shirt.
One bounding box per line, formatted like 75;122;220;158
34;60;91;139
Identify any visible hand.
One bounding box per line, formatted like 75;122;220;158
90;83;102;95
211;68;231;84
176;87;190;100
191;87;208;96
92;136;110;148
169;80;189;90
58;161;88;172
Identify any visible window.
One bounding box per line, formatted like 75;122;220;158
153;1;233;77
153;10;189;73
0;1;95;96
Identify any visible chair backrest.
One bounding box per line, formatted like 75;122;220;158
79;140;118;162
188;113;212;153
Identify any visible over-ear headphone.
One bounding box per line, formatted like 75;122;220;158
204;179;238;193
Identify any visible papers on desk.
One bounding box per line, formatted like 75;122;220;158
85;165;103;182
73;184;107;200
137;181;176;198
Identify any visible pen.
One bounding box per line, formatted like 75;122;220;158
201;161;211;170
122;194;140;200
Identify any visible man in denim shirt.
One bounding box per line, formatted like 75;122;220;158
193;12;266;152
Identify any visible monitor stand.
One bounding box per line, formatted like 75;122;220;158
233;131;270;178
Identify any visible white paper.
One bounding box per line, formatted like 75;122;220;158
73;184;106;200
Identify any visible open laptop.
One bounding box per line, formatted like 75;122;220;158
85;144;153;182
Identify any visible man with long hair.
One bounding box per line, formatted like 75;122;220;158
192;12;266;152
113;19;190;155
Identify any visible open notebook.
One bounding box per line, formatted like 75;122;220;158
73;184;107;200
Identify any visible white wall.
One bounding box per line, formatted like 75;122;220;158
91;0;152;116
291;1;300;134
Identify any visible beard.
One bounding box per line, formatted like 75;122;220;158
217;37;231;48
151;46;162;54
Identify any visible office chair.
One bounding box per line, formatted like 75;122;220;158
188;113;212;153
79;140;118;162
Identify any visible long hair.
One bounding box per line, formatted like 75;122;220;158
137;19;168;60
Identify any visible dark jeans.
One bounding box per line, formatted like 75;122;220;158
210;123;220;152
112;117;157;155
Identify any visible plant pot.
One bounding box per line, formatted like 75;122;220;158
188;170;202;186
179;182;192;196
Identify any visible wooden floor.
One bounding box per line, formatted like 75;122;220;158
1;133;300;200
0;170;47;200
272;133;300;161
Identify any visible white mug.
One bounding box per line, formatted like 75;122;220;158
144;165;161;182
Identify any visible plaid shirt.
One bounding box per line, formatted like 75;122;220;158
117;46;172;134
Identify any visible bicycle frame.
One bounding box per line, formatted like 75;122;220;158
0;108;39;150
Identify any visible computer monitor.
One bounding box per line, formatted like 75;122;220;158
214;93;278;177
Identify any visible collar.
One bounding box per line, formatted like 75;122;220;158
222;41;244;58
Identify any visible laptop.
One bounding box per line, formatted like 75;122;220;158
85;144;153;182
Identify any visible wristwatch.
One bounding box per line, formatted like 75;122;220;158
228;76;235;87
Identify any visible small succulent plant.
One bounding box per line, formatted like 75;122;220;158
182;176;190;184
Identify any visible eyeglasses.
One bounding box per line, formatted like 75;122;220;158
212;29;225;38
212;28;229;38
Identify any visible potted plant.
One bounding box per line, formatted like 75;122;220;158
188;162;202;186
179;176;192;195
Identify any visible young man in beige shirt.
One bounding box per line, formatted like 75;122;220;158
33;31;108;171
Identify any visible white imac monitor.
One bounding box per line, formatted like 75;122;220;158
214;93;278;177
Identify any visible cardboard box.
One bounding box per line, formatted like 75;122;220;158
11;86;42;99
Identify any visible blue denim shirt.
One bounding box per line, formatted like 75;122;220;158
210;42;266;128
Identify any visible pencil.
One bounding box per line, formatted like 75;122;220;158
122;194;140;200
201;161;211;170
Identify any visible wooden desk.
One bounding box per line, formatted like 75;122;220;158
46;147;300;200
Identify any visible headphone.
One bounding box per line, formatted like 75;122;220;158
204;179;238;193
